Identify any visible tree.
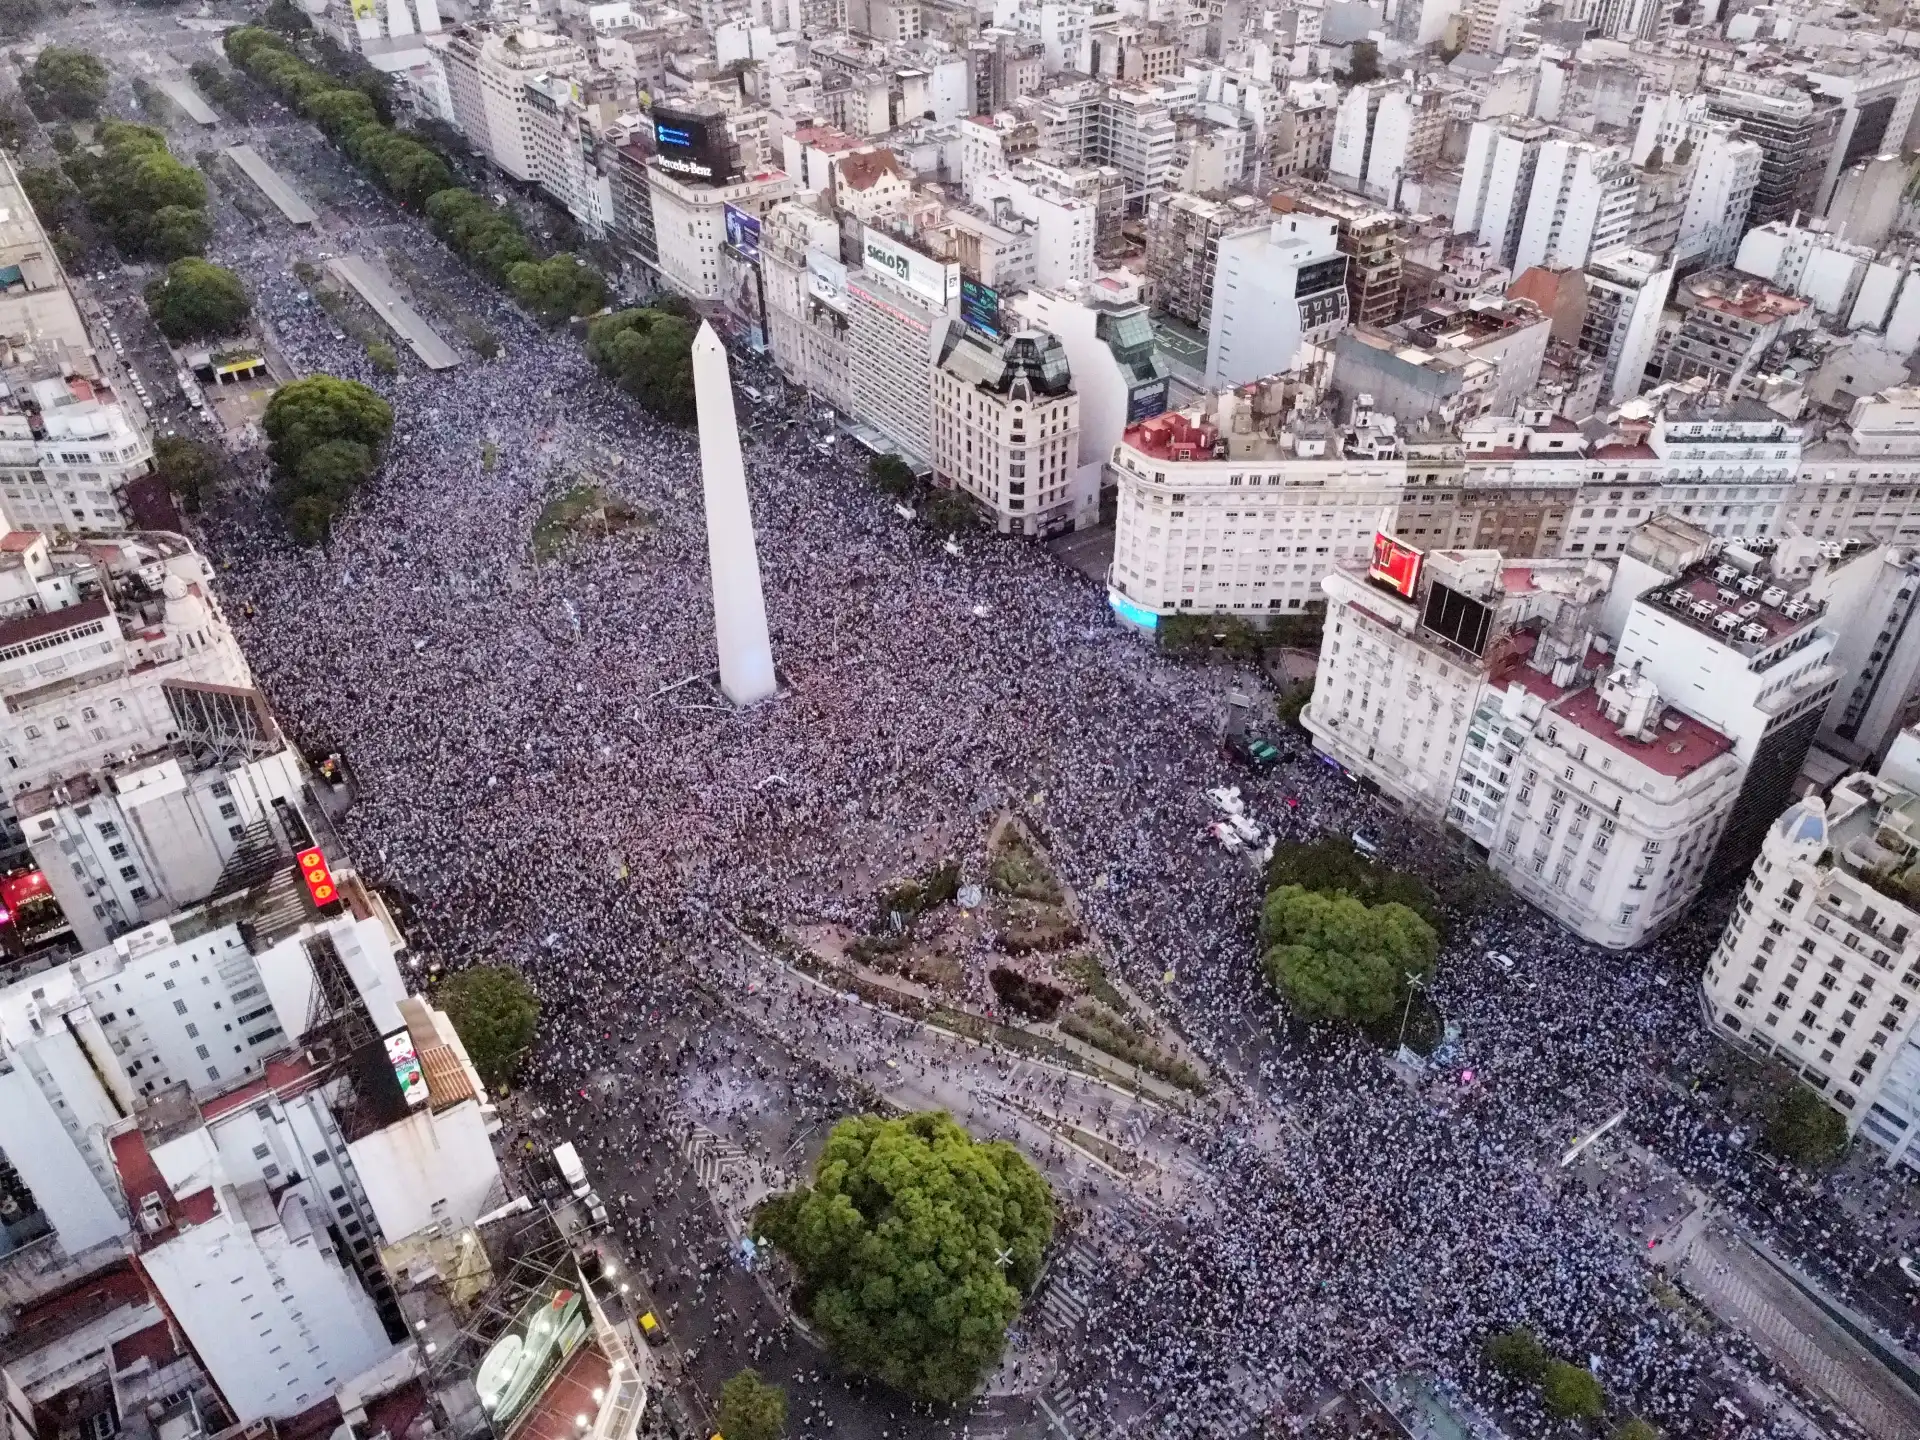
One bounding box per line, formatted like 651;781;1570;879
263;376;393;540
1264;838;1439;929
1482;1326;1548;1382
920;486;979;535
151;435;221;513
425;188;536;281
437;966;540;1089
22;46;107;120
506;253;606;323
1766;1083;1848;1168
715;1370;785;1440
264;375;393;473
869;453;916;498
145;258;250;341
1541;1361;1606;1421
585;307;696;423
1261;885;1438;1027
71;123;210;259
753;1112;1054;1402
148;204;210;261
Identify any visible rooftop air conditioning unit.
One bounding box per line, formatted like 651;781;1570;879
1740;623;1769;642
1738;575;1763;594
1717;587;1742;603
1714;612;1741;633
1714;564;1740;584
1738;601;1762;618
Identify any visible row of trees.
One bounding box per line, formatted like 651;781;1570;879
1259;839;1441;1031
64;120;212;260
262;376;394;543
225;28;609;325
1483;1327;1657;1436
869;454;981;535
586;306;698;423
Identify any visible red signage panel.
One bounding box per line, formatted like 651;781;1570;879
297;848;339;908
1369;532;1424;599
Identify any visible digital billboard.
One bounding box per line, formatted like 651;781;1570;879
297;847;340;910
474;1286;588;1437
650;107;736;184
861;226;959;308
960;277;1002;341
1368;532;1424;599
720;241;766;353
1108;590;1159;631
806;248;848;312
1125;377;1170;424
722;204;761;262
384;1029;428;1109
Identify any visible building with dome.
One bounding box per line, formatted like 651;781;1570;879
1703;762;1920;1166
930;323;1084;537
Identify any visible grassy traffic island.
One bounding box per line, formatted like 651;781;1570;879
753;1111;1054;1403
532;484;655;561
795;815;1206;1094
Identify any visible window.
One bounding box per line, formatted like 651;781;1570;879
172;999;187;1016
253;1143;271;1160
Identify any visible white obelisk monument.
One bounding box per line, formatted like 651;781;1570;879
693;322;778;707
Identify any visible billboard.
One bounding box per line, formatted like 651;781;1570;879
650;107;736;184
861;226;959;308
719;241;766;353
1126;377;1170;424
384;1029;428;1109
474;1286;589;1437
960;277;1002;341
806;248;848;312
723;204;761;262
1368;532;1424;600
297;847;340;909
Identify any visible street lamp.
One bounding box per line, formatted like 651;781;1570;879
1395;971;1427;1059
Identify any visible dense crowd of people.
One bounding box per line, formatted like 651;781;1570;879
182;108;1920;1440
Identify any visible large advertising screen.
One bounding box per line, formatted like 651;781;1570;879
384;1029;428;1109
806;248;848;312
474;1286;588;1438
862;226;959;308
651;107;736;184
723;204;761;262
1369;532;1424;599
719;241;766;353
960;277;1002;341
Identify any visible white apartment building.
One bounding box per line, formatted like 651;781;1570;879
1702;772;1920;1165
1097;85;1181;207
1631;95;1763;267
19;730;308;951
1107;387;1405;625
0;965;134;1263
971;170;1097;290
443;29;586;184
1454;118;1552;269
524;75;614;239
0;534;249;814
1204;215;1347;389
646;165;792;301
1305;542;1745;947
1513;140;1638;274
1799;543;1920;769
1580;247;1674;405
931;325;1083;538
846;228;958;465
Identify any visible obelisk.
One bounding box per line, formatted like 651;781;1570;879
692;322;778;707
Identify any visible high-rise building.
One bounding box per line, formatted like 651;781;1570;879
759;201;853;413
1704;83;1841;231
1661;271;1813;390
1513;140;1638;274
1271;184;1403;332
1454;119;1552;270
441;28;587;184
1576;247;1674;405
846;227;958;465
931;326;1082;537
1204;215;1347;388
1142;192;1267;330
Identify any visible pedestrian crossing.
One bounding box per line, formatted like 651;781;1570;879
661;1104;761;1194
1032;1238;1099;1340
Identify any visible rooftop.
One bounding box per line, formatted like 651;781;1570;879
1551;683;1735;779
1637;558;1824;653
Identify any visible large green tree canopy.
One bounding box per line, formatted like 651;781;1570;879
262;376;393;542
436;965;540;1090
754;1112;1054;1402
146;258;251;342
1260;884;1438;1026
585;307;696;423
22;47;107;120
66;123;210;259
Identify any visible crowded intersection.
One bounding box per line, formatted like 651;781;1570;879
117;69;1920;1440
